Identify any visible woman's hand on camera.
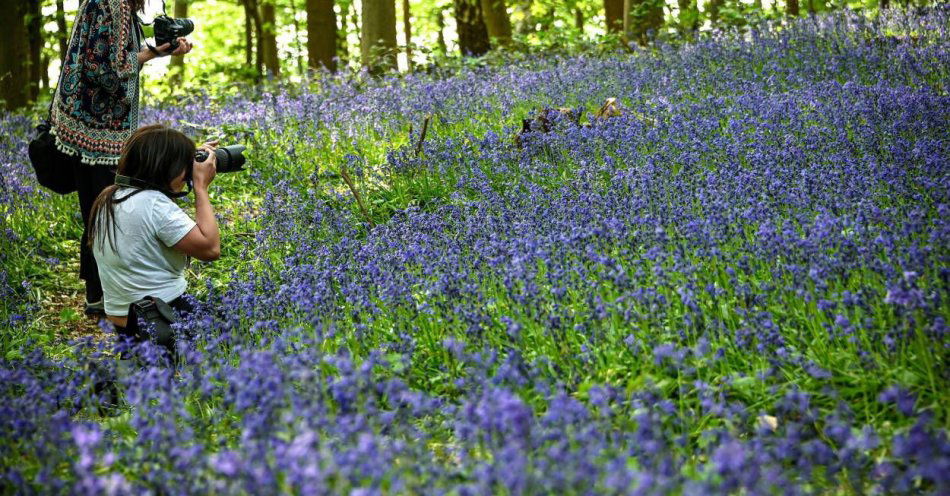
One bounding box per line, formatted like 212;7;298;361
169;37;194;56
192;145;217;190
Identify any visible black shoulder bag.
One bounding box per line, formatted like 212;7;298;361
125;296;178;358
28;103;77;195
28;24;77;196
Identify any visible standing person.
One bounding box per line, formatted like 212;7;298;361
50;0;194;316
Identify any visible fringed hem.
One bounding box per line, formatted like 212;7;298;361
51;130;121;167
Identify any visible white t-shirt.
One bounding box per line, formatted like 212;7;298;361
93;188;197;316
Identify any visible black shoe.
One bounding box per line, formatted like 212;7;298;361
85;299;105;317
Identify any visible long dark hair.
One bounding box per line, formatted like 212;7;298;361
88;124;195;252
128;0;147;13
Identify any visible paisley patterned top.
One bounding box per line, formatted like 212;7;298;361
51;0;141;166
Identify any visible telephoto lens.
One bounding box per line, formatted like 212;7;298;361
195;145;247;173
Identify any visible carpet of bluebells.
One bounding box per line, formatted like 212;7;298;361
1;8;949;495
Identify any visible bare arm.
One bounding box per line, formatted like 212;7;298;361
173;147;220;261
137;38;194;65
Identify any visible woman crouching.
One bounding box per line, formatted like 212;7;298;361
88;124;220;356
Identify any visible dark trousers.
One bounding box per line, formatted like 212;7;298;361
73;158;116;302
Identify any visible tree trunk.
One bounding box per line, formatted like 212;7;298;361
574;8;584;31
480;0;512;45
402;0;413;70
787;0;799;17
514;0;535;35
1;0;31;110
707;0;724;25
289;0;307;75
677;0;698;33
169;0;188;85
40;52;49;91
307;0;337;72
55;0;68;60
455;0;490;56
624;0;663;45
243;0;254;67
436;8;447;55
361;0;397;74
880;0;889;9
27;0;42;101
242;0;265;78
336;1;349;68
261;0;281;77
605;0;624;34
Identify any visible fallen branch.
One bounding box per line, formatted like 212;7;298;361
339;167;375;228
415;113;431;157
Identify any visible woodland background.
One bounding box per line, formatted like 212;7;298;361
0;0;919;110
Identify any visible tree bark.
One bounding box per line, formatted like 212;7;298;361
307;0;337;72
261;0;281;77
514;0;535;35
1;0;31;110
242;0;265;78
677;0;698;33
27;0;42;101
169;0;188;85
455;0;490;56
289;0;307;75
480;0;512;45
624;0;663;45
436;8;447;56
361;0;397;74
605;0;624;34
707;0;724;25
336;1;349;67
787;0;799;17
243;0;254;67
55;0;69;60
402;0;413;70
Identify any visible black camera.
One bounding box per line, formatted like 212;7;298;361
153;15;194;50
195;145;247;174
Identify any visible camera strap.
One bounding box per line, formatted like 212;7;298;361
115;174;191;199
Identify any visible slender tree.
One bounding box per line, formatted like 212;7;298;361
678;0;698;33
0;0;31;110
361;0;397;74
289;0;307;75
55;0;68;60
402;0;413;70
514;0;535;35
336;1;350;67
787;0;800;16
307;0;338;72
435;8;447;56
455;0;490;56
241;0;265;77
605;0;624;34
169;0;188;85
480;0;512;45
261;0;281;77
707;0;725;25
27;0;43;101
243;0;254;67
624;0;663;45
574;8;584;31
